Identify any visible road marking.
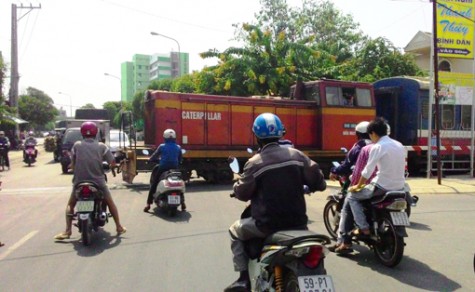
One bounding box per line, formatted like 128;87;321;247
0;230;38;261
0;187;70;195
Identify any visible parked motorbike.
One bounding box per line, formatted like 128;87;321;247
323;163;410;267
73;163;114;246
228;158;334;291
23;142;37;166
153;170;186;216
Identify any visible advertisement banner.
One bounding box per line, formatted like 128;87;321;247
438;71;474;105
436;0;475;59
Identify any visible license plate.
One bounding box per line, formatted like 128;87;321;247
168;195;181;205
298;275;335;292
77;201;94;212
390;212;410;226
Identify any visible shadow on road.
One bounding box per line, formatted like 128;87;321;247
335;246;461;291
146;207;192;223
407;221;432;231
71;230;123;257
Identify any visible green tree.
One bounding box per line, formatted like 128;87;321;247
18;87;59;129
171;74;196;93
103;101;122;128
81;103;96;109
339;37;425;82
199;0;362;97
131;90;145;131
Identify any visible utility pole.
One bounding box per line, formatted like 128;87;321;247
9;3;41;140
431;0;442;184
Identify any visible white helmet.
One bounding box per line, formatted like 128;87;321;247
355;121;369;134
163;129;176;139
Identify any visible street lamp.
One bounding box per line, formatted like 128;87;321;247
58;92;72;118
104;72;123;108
150;31;181;77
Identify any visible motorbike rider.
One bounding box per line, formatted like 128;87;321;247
54;121;126;240
0;131;11;170
23;131;38;159
143;128;184;212
333;117;405;253
224;113;326;292
329;121;371;181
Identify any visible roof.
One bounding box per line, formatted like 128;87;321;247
4;115;29;124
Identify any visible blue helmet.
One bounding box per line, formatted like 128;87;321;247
252;113;284;139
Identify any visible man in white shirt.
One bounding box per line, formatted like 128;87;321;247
333;117;406;253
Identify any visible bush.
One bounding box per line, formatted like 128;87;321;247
44;136;56;152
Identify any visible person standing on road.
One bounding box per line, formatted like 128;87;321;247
144;129;184;212
54;121;126;240
224;113;326;291
0;131;11;170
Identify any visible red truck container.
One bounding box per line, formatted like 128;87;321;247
125;79;375;184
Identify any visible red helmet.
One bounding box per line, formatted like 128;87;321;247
80;121;98;138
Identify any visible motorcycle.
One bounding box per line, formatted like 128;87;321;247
323;162;410;267
0;143;7;171
324;157;419;238
23;142;37;166
153;169;186;217
73;163;114;246
229;158;335;291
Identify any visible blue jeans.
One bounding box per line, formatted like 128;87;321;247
337;197;354;245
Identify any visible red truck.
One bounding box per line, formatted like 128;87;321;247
120;79;376;184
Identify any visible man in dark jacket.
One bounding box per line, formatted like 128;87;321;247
329;121;371;181
224;113;326;292
0;131;11;170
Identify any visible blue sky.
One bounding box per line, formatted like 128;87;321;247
0;0;432;111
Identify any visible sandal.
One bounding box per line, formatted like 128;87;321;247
54;233;71;240
335;244;353;255
117;227;127;236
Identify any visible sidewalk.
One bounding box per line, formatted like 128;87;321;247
326;175;475;195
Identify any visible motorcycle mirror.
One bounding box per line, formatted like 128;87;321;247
142;149;149;155
246;148;253;154
340;147;348;153
332;161;340;168
229;158;240;174
102;161;111;172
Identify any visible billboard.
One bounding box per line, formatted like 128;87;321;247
436;0;475;59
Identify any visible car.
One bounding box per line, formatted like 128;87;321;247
60;127;104;174
109;130;131;153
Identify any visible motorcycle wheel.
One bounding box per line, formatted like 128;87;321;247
323;200;340;240
61;163;68;174
283;270;299;292
373;216;405;267
27;157;32;167
80;218;92;246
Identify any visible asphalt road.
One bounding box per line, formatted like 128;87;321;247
0;146;474;291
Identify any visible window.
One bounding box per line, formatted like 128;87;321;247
325;86;343;106
438;60;451;72
355;88;372;107
303;85;320;105
461;105;472;130
441;105;455;129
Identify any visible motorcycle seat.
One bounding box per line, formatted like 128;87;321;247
264;230;329;246
370;191;406;204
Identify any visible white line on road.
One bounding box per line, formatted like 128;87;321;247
0;230;39;261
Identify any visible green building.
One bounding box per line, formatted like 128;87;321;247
121;52;189;103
